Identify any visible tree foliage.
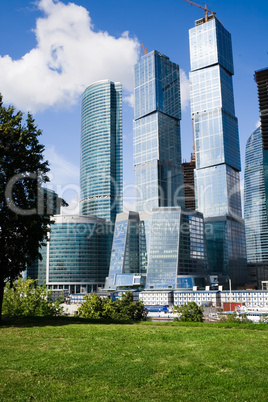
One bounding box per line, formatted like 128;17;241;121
78;291;147;321
220;311;251;324
2;279;64;317
0;94;62;321
174;302;204;322
259;314;268;324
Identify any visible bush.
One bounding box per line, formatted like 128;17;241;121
2;279;64;317
260;314;268;324
78;291;147;321
220;311;252;324
174;302;203;322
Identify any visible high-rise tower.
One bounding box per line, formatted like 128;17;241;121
254;68;268;216
133;50;184;212
80;80;123;222
189;15;247;287
244;127;268;288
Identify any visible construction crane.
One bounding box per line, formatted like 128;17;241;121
141;43;147;55
184;0;216;22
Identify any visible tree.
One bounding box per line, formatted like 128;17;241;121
2;278;64;317
174;301;204;322
78;291;147;321
0;94;64;321
78;293;105;319
117;291;147;321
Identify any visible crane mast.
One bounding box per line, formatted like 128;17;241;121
184;0;216;22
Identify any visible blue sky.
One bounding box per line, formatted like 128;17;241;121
0;0;267;214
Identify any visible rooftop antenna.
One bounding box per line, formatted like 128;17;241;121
184;0;216;22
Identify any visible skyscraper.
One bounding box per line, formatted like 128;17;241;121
189;15;247;287
254;68;268;216
80;80;123;222
244;127;268;288
133;50;184;212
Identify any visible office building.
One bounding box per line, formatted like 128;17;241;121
80;80;123;222
244;68;268;288
26;189;65;281
254;68;268;215
145;207;208;290
189;15;247;287
244;127;268;288
134;50;185;212
105;211;151;290
42;215;113;296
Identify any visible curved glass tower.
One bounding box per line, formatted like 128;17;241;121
245;127;268;261
80;80;123;222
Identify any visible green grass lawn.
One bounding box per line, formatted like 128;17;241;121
0;318;268;401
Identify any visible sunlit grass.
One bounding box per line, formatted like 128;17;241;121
0;317;267;401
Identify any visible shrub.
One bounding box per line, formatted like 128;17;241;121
220;311;252;324
174;302;203;322
78;291;147;321
2;278;64;317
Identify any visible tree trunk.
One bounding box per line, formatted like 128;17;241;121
0;275;4;323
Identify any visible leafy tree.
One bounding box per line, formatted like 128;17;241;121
174;301;204;322
0;94;65;321
78;293;105;319
2;279;64;317
78;291;147;321
117;291;147;321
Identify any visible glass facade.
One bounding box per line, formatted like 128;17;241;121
244;127;268;287
26;189;63;283
189;16;247;286
205;217;247;286
80;80;123;222
145;208;208;290
46;215;113;292
134;51;184;212
254;69;268;216
105;212;150;290
189;18;242;218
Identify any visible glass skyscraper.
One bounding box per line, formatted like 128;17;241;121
254;69;268;216
145;208;208;289
189;15;247;287
134;50;185;212
80;80;123;222
244;127;268;287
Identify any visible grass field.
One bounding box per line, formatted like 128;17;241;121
0;318;268;401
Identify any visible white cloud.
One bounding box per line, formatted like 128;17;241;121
256;120;261;129
0;0;139;113
45;145;80;186
180;69;190;111
124;93;135;108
